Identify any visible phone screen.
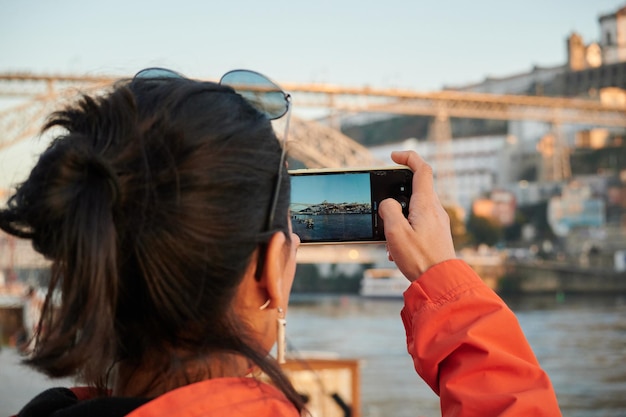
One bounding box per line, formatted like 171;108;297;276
289;168;412;244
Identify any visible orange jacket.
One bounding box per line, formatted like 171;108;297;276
12;379;299;417
126;377;298;417
402;259;562;416
14;259;561;417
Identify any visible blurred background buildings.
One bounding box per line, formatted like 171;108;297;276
1;4;626;291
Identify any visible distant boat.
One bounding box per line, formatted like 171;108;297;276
359;268;408;298
359;247;506;298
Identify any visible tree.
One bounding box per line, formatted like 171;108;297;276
444;205;470;248
503;211;527;243
466;212;503;246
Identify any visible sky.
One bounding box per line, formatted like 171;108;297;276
1;0;624;89
291;173;371;208
1;0;625;189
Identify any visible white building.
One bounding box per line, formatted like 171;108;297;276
600;5;626;65
377;4;626;216
369;136;508;215
547;181;606;237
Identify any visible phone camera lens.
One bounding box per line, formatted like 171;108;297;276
396;196;409;211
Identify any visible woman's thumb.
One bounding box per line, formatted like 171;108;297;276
379;198;407;232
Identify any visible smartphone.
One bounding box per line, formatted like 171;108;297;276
289;166;413;244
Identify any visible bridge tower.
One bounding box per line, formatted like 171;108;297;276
427;110;458;208
536;122;572;182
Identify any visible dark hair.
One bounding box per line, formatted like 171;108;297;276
0;76;302;410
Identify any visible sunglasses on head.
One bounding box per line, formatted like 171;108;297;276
133;67;292;234
134;67;291;120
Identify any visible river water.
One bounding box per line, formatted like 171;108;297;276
286;293;626;417
1;293;625;416
292;213;374;243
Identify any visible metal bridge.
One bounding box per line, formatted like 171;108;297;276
0;73;380;168
0;73;625;267
1;72;625;161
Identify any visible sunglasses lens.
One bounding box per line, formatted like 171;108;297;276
220;70;288;120
134;68;184;79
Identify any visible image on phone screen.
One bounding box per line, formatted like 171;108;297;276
290;172;373;243
290;168;412;244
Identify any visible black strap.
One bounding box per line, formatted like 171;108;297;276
16;388;149;417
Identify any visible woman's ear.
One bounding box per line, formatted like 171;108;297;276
259;231;289;308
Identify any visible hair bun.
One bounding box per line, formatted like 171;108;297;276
82;150;120;207
47;138;120;209
7;136;121;258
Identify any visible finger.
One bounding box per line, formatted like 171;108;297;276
390;151;433;194
390;150;421;169
391;151;436;201
379;198;416;243
379;198;423;280
385;246;393;262
378;198;405;228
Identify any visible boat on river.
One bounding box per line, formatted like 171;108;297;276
359;268;409;298
359;246;506;298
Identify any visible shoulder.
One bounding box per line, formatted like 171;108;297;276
128;377;300;417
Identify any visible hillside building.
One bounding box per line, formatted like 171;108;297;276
367;4;626;225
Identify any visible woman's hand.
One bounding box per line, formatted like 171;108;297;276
379;151;456;282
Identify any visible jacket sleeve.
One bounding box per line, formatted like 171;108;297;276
401;259;562;417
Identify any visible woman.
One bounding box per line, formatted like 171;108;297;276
3;69;304;416
3;69;561;416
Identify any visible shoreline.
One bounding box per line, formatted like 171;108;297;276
499;259;626;294
0;347;74;416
